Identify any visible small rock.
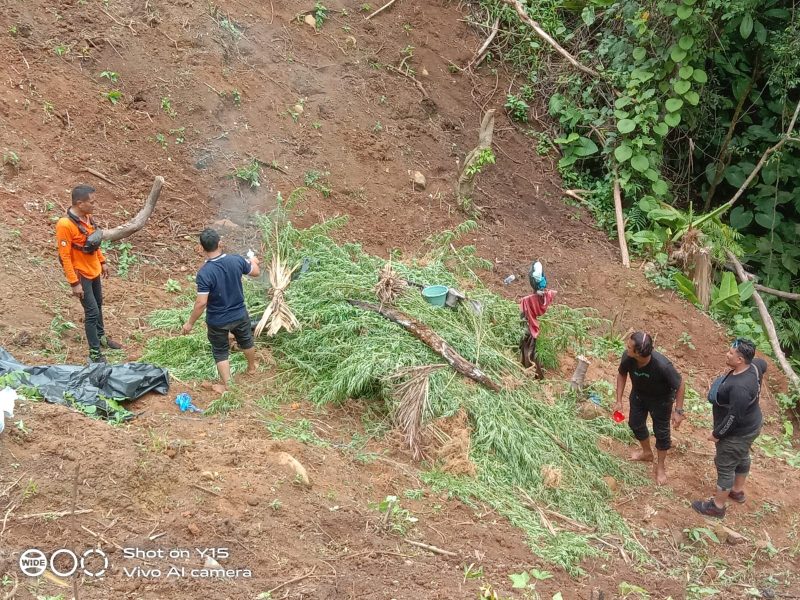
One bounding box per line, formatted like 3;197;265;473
204;556;221;568
293;103;305;115
246;496;260;507
420;67;429;76
304;14;317;29
187;523;200;536
602;476;618;492
212;218;239;230
577;402;604;420
200;471;215;481
410;171;426;190
166;447;177;459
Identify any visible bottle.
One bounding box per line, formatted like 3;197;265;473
503;274;516;285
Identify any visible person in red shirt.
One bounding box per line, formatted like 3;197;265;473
55;185;123;362
519;261;556;378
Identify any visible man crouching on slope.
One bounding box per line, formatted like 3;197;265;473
182;228;260;393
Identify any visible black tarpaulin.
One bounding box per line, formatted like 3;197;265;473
0;348;169;419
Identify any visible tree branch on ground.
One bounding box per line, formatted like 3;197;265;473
458;109;495;199
500;0;599;78
613;176;630;268
726;250;800;391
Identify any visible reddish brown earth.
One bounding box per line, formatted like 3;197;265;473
1;0;798;598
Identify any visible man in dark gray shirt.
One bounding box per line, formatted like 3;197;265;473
692;338;767;518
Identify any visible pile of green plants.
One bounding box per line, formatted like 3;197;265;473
143;204;645;573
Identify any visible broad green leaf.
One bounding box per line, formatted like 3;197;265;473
643;168;659;182
630;230;663;245
653;122;669;136
692;69;708;83
632;47;647;61
618;119;637;134
761;165;778;186
558;154;579;168
530;569;553;581
674;80;691;95
665;98;684;112
670;46;687;62
638;196;659;212
553;594;564;600
573;136;599;157
683;0;697;5
615;144;633;162
674;272;700;304
615;96;633;109
764;8;789;17
729;206;753;229
581;6;596;26
614;110;631;120
652;179;669;196
738;280;755;301
782;254;799;275
678;35;694;50
754;21;767;45
664;112;681;126
632;69;655;82
712;272;741;312
754;211;781;229
510;571;531;589
554;132;580;144
684;90;700;105
679;65;694;79
631;154;649;172
677;5;693;19
739;14;753;39
724;165;746;187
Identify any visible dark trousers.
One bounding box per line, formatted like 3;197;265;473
715;430;759;490
519;332;544;379
628;393;673;451
79;275;105;350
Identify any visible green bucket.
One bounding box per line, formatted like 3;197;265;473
422;285;449;307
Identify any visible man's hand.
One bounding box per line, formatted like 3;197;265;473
71;283;84;300
101;262;109;279
612;400;623;414
182;322;193;336
672;412;685;429
708;432;719;442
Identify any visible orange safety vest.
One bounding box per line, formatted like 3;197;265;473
55;211;106;284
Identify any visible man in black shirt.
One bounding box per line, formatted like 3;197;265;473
614;331;685;485
692;338;766;518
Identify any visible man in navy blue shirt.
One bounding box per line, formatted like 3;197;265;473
182;228;260;391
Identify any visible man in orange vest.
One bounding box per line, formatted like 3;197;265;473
55;185;123;363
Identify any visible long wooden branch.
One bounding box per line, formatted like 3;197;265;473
466;18;500;69
754;283;800;301
726;250;800;390
613;176;630;268
102;176;164;242
500;0;598;78
348;299;501;392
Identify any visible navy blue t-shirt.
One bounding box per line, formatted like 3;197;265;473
196;254;252;327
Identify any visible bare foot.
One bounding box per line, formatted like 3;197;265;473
630;449;654;462
211;383;227;395
245;366;257;376
654;464;667;485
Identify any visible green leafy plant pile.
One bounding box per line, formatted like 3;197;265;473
142;201;644;574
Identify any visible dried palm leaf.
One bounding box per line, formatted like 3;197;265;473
254;251;301;337
374;261;407;306
385;364;444;460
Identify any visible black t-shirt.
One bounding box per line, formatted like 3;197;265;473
618;350;681;403
712;358;767;439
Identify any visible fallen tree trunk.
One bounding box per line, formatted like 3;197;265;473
754;283;800;302
348;299;501;392
101;176;164;242
726;250;800;391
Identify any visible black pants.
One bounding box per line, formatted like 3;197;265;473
715;430;759;490
519;332;544;379
207;317;254;362
79;275;105;350
628;393;673;451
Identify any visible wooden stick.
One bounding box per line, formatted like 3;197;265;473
348;299;501;391
385;65;430;100
753;283;800;301
365;0;398;21
82;167;119;187
726;250;800;390
404;539;458;557
613;176;630;268
266;566;317;595
101;176;164;242
466;18;500;69
16;508;93;520
500;0;598;78
190;483;222;497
